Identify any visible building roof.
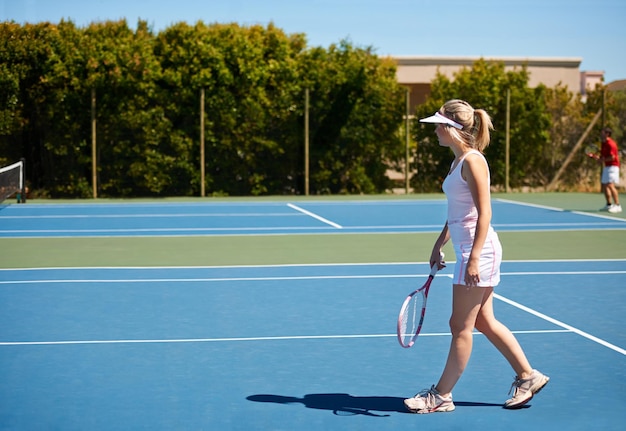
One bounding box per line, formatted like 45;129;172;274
391;55;583;68
607;80;626;92
390;55;586;108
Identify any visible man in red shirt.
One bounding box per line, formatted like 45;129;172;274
593;127;621;213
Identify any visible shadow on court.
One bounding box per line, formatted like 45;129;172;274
247;393;503;416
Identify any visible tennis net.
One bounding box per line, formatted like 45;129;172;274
0;159;26;203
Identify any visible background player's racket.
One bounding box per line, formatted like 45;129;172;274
397;255;444;348
585;144;599;158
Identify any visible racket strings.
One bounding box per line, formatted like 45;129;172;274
400;295;422;345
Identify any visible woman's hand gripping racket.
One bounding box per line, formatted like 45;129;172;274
397;253;445;348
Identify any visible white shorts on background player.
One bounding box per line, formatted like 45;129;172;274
601;166;620;185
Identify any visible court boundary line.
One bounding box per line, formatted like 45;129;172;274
2;221;621;233
0;329;572;347
494;293;626;356
2;270;626;285
2;198;624;239
1;258;625;272
495;198;625;222
0;224;626;239
286;203;343;229
0;274;433;284
2;263;623;355
0;212;303;220
0;199;448;210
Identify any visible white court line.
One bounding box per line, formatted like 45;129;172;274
0;274;423;285
0;225;425;234
494;293;626;356
495;198;566;212
0;262;427;271
0;226;340;234
494;222;621;227
3;223;623;237
287;203;342;229
1;268;624;355
0;213;302;219
2;223;623;236
495;198;626;222
3;271;626;284
1;259;624;272
0;330;571;347
502;271;626;276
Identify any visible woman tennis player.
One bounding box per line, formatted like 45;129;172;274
404;99;549;413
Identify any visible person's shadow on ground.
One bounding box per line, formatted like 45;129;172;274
247;393;503;417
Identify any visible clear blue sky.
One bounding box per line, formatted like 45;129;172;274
3;0;625;84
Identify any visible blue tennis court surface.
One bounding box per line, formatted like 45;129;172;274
0;198;624;237
1;261;625;430
1;199;625;430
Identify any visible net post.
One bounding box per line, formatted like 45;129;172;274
19;158;26;203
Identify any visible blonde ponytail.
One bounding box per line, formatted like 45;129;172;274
440;100;493;152
473;109;493;152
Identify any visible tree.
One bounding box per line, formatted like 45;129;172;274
543;84;599;190
0;21;94;196
300;41;405;194
411;59;551;191
84;20;177;197
0;23;23;166
154;22;309;196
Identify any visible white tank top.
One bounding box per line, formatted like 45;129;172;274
441;150;490;226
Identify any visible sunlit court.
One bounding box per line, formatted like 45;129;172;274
1;197;625;430
3;0;626;429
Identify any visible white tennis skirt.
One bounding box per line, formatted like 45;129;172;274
448;221;502;287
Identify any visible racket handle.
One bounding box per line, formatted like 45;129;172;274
435;251;445;267
429;252;445;276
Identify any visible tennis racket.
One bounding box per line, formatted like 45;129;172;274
585;144;600;158
397;255;444;348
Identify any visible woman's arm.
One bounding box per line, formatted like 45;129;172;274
431;222;450;269
462;153;492;285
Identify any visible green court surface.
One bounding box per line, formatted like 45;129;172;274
1;192;624;268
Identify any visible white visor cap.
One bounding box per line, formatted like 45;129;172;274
419;112;463;129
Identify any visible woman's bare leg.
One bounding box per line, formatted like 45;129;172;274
435;284;484;397
474;288;532;378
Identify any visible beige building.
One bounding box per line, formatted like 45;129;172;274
391;56;600;112
386;55;622;191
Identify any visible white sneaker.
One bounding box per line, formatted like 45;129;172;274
608;204;622;213
600;204;613;211
404;385;455;414
504;369;549;409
